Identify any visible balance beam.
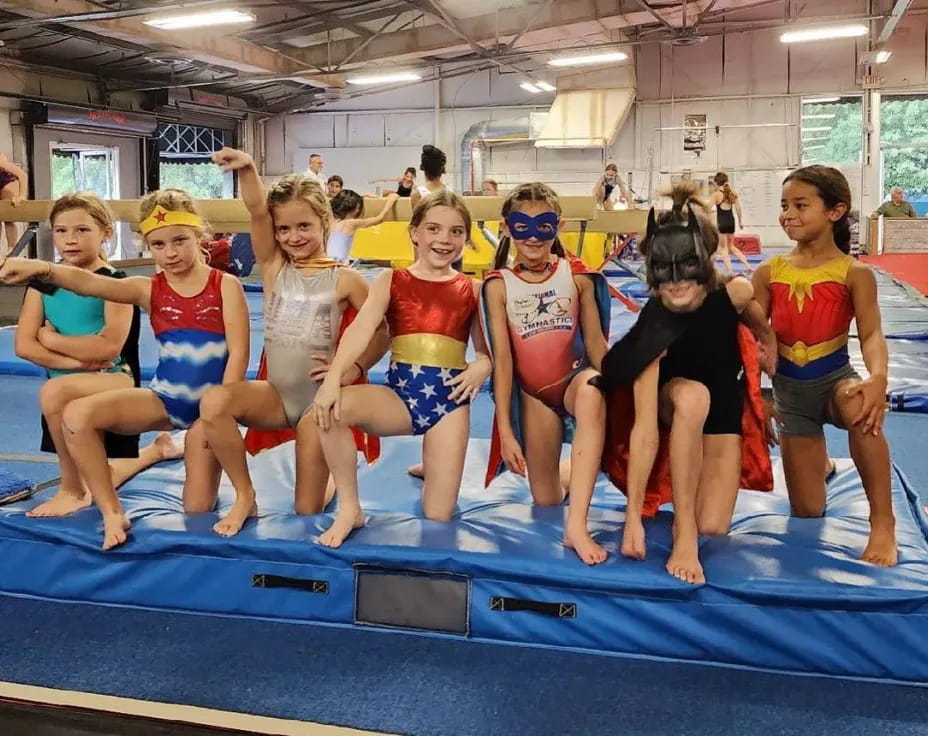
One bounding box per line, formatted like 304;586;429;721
0;198;646;235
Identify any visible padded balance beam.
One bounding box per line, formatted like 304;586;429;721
0;198;646;235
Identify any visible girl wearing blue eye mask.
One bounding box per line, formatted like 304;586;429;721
480;182;613;566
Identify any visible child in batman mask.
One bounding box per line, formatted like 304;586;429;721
595;181;775;585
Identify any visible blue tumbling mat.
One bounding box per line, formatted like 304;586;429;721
1;437;927;683
0;468;33;505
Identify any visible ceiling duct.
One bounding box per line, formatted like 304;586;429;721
459;114;547;194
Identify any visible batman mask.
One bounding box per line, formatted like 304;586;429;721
643;204;713;289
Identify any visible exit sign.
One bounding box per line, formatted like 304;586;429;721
862;74;883;88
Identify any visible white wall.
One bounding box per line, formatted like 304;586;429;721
265;1;928;247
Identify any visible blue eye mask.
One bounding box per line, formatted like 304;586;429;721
505;211;560;242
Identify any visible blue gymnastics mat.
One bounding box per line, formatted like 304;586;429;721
1;436;927;683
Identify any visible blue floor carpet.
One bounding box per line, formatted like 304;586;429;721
0;595;926;736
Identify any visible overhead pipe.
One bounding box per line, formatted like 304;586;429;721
459;116;531;194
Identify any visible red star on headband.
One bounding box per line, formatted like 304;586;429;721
154;209;167;223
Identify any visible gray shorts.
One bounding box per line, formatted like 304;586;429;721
772;363;861;437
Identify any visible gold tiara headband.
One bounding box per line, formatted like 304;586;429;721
138;206;204;236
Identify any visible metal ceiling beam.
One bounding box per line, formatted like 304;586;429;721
631;0;678;31
0;0;237;28
0;0;345;86
288;0;656;68
243;2;407;40
877;0;912;44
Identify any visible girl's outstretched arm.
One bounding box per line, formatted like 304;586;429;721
211;148;281;273
576;275;608;371
219;273;250;382
347;192;399;231
0;258;151;311
14;288;87;371
327;269;392;377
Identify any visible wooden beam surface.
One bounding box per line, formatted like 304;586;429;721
0;197;641;234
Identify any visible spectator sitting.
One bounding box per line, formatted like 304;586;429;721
327;175;343;198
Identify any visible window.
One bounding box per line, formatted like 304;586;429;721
157;123;233;199
880;95;928;214
800;97;862;166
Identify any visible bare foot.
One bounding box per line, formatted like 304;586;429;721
564;524;607;565
620;514;647;560
154;431;185;461
26;489;91;517
862;518;898;567
666;522;705;584
102;513;131;550
213;491;257;537
318;507;366;548
407;463;424;480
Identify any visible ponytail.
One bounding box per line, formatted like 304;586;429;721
833;215;851;254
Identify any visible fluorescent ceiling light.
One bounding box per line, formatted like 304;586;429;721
802;113;836;119
536;81;556;92
144;9;255;30
548;51;627;67
520;82;541;93
347;72;422;85
876;50;892;63
780;24;868;44
803;97;840;104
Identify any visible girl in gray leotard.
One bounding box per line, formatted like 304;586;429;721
199;148;389;520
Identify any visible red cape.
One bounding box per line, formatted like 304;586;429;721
601;323;773;517
243;305;381;464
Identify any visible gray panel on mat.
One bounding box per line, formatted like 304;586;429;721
355;568;469;635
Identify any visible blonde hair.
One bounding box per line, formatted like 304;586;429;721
49;191;116;261
493;182;566;270
139;188;208;261
266;175;333;246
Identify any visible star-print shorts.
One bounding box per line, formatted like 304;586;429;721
386;361;470;435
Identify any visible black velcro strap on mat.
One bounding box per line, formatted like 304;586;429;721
489;596;576;619
252;574;328;594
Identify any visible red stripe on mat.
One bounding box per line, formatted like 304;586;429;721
860;254;928;296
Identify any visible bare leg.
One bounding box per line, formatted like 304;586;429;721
407;461;425;480
420;406;470;521
731;243;753;272
199;381;289;536
695;434;742;535
0;182;19;254
294;412;336;514
30;373;133;518
718;236;733;274
181;421;223;517
662;379;709;584
316;385;413;548
562;369;608;565
107;431;186;488
521;391;566;506
780;434;828;517
61;389;173;550
829;381;897;566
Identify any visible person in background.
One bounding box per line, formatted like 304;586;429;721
710;172;753;275
305;154;326;187
410;145;453;208
0;152;27;255
593;164;632;211
871;187;916;219
327;175;344;199
482;179;499;196
370;167;417;197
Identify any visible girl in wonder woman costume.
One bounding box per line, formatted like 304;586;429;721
753;165;896;566
481;182;612;565
0;190;250;549
311;191;492;548
198;148;388;524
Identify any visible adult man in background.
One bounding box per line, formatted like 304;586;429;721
871;186;916;218
306;153;326;187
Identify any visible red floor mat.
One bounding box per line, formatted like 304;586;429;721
861;254;928;295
